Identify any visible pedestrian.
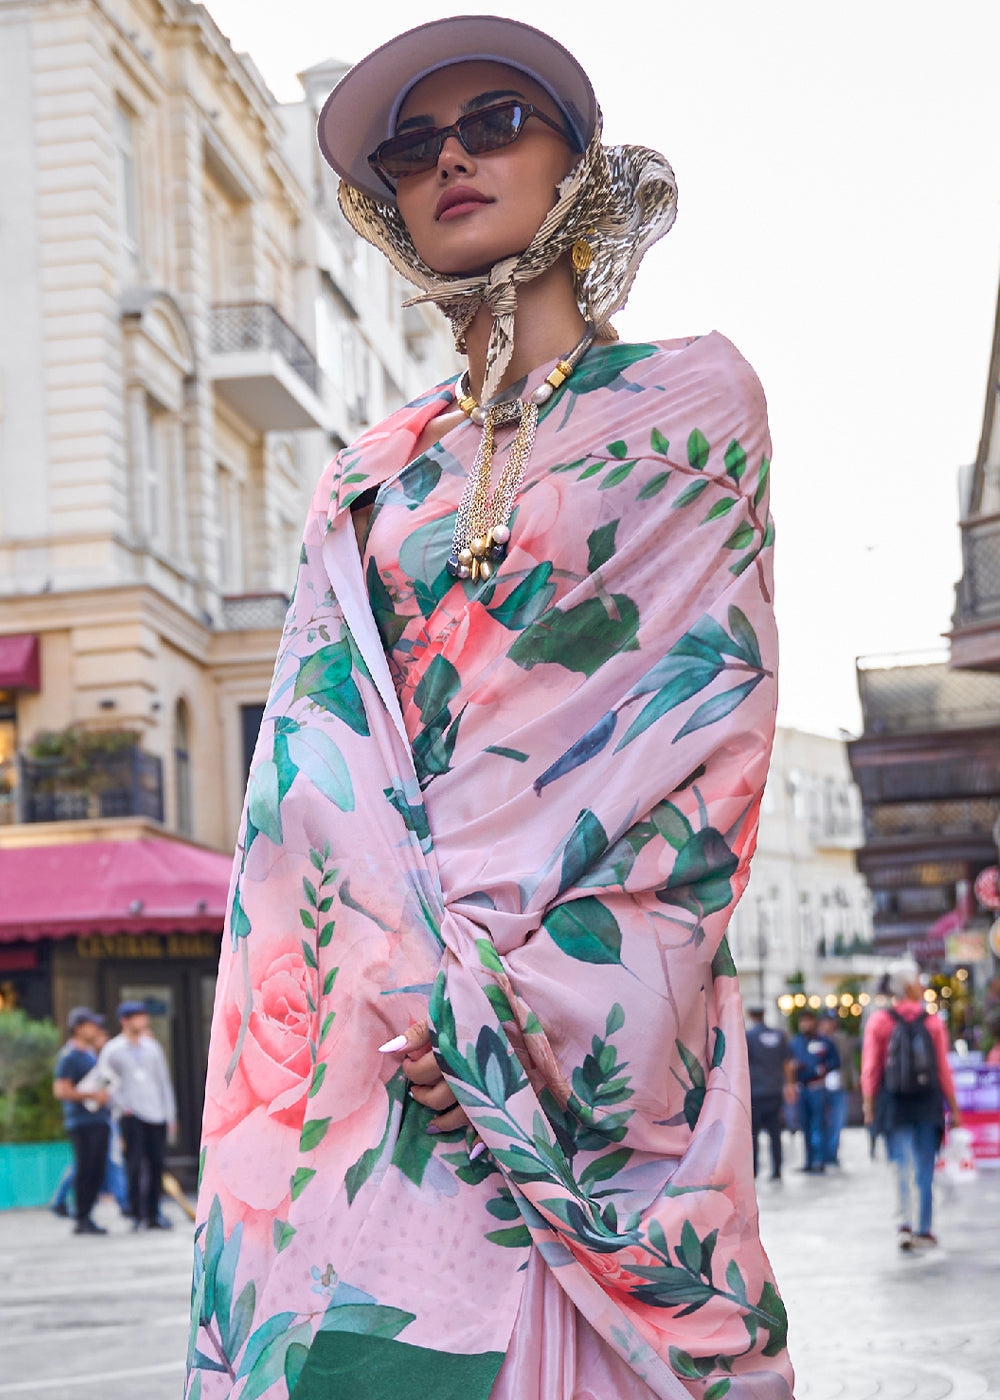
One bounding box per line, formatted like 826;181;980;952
97;1001;177;1231
50;1024;129;1218
52;1007;111;1235
861;960;962;1250
788;1008;840;1173
817;1009;851;1166
189;16;793;1399
745;1004;794;1180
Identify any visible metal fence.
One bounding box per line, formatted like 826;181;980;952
955;516;1000;626
856;660;1000;735
18;749;163;824
210;302;321;395
221;593;289;631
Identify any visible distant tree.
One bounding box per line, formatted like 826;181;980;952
0;1011;62;1142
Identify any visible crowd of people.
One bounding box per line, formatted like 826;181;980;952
745;961;963;1249
51;1001;177;1235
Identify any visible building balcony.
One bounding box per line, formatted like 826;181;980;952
951;514;1000;669
3;749;164;826
209;303;329;433
220;593;289;631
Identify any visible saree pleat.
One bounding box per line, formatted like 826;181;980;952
186;333;794;1400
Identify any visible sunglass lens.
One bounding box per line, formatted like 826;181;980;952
460;103;524;153
380;132;441;177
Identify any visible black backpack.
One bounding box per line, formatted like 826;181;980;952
883;1010;939;1096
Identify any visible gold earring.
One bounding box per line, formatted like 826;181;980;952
571;238;593;275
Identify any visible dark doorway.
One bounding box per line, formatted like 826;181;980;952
98;955;219;1187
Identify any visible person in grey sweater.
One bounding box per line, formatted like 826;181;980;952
97;1001;177;1229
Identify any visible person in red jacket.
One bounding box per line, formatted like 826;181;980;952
861;962;962;1250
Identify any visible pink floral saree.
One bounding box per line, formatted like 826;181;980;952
186;331;794;1400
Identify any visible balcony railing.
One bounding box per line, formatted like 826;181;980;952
16;749;163;824
955;514;1000;629
221;593;289;631
210;303;321;395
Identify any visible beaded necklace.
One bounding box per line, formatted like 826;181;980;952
445;323;595;582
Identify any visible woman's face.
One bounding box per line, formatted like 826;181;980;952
393;61;578;275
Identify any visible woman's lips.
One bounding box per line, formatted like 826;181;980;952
436;186;492;221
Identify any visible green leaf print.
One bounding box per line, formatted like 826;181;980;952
587;521;618;572
486;561;556;629
399;454;442;505
240;1321;312;1400
599;461;636;490
724;439;748;481
344;1074;406;1204
673;479;710;509
673;675;764;743
285;726;354;812
711;937;737;978
753;455;771;507
367;556;408;651
299;1117;331;1152
607;439;629;459
317;1302;417;1339
701;497;736;524
534;712;616;792
650;426;670;456
559;342;658;396
293;641;369;736
247;759;282;846
658;825;738;918
509;594;640;677
284;1343;309;1395
727;605;762;667
390;1094;438;1187
543;897;622;964
637;470;671;500
485;1223;533;1249
273;1220;296;1253
706;1382;732;1400
558;809;609;894
723;522;756;551
414;654;461;723
687;429;710;470
615;660;721;750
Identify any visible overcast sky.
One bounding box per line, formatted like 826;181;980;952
202;0;1000;738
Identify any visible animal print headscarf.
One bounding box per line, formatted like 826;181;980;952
338;113;678;404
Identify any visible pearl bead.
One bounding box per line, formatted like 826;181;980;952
530;383;553;405
471;406;486;426
457;547;474;567
457;564;471;579
479;560;494;582
469;536;488;557
491;524;510;544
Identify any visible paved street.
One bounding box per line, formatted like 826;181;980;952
0;1128;996;1399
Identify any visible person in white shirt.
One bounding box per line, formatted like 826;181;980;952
97;1000;177;1229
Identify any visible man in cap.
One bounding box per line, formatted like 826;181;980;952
52;1008;111;1234
97;1000;177;1230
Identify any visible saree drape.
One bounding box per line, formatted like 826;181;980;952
186;331;794;1400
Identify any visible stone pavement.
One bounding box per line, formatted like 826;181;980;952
0;1127;996;1399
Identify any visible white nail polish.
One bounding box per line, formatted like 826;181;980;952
378;1034;408;1053
469;1141;487;1161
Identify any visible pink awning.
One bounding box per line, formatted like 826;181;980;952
0;838;233;941
0;634;40;691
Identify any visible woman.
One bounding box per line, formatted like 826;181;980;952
186;17;792;1400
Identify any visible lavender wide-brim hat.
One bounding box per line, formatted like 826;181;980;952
317;15;599;206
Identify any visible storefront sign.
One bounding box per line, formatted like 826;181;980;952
77;933;218;960
951;1063;1000;1166
944;929;989;963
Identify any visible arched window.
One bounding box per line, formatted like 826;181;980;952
174;699;192;836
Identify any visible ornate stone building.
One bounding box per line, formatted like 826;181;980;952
0;0;455;1165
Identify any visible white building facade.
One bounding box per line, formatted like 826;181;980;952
728;726;874;1008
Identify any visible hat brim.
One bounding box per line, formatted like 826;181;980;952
317;16;597;206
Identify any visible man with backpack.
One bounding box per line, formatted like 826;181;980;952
861;960;962;1250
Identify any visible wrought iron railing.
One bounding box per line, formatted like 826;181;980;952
856;659;1000;735
221;593;290;631
19;749;164;824
955;514;1000;627
210;303;321;395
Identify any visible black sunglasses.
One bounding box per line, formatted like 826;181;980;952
368;100;573;192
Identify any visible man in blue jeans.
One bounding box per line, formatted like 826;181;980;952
52;1008;112;1234
788;1008;840;1174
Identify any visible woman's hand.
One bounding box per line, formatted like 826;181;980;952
380;1020;470;1134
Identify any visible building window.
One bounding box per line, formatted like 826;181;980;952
241;704;265;786
216;466;244;593
114;102;141;272
174;700;192;836
0;692;18;826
